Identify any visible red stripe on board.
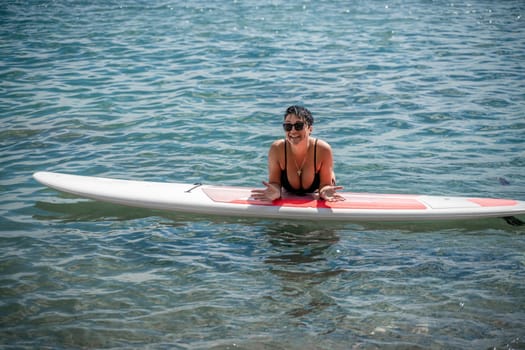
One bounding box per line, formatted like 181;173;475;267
231;198;427;210
204;187;427;210
468;198;517;207
327;198;427;210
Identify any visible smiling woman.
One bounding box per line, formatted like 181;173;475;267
251;105;344;202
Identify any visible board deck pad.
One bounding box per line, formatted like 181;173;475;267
467;198;517;207
205;187;432;210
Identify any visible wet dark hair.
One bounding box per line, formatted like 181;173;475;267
284;105;314;126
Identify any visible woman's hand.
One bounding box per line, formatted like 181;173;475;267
251;181;281;201
319;185;345;202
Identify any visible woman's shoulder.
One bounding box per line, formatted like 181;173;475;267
268;139;285;159
270;139;285;149
313;138;332;152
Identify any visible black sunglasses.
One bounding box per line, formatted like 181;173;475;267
282;122;306;132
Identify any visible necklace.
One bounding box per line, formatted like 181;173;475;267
294;156;307;177
293;141;309;177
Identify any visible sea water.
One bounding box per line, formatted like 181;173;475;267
1;1;524;349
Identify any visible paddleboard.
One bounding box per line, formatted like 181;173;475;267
33;171;525;223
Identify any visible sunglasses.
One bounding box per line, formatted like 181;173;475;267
282;122;306;132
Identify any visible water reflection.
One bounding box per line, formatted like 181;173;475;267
263;223;340;266
262;223;346;325
34;199;153;222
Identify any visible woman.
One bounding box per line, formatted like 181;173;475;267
251;105;344;202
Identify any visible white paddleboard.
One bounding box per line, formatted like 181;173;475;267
33;171;525;223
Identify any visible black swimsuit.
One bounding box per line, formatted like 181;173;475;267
281;138;321;195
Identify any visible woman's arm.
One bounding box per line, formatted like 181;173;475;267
251;140;283;201
317;140;345;202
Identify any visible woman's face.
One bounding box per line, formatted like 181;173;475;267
283;113;312;145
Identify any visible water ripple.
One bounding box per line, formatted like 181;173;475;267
1;1;525;349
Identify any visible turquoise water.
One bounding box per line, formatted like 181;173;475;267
1;0;525;348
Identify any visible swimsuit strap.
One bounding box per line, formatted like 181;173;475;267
284;138;287;171
313;138;318;171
